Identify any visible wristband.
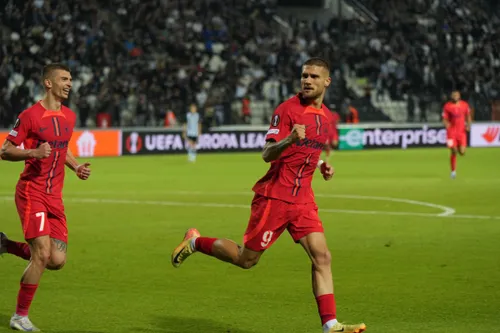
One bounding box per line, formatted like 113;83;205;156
317;160;324;169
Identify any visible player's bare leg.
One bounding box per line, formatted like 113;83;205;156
9;236;52;331
450;147;458;179
449;145;466;179
10;237;65;331
46;238;67;270
458;145;466;156
172;228;263;269
300;232;366;333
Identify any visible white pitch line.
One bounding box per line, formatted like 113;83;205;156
7;190;455;216
0;196;498;220
314;194;456;217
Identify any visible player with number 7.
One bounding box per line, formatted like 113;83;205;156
0;63;91;332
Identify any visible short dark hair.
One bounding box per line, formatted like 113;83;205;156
303;58;330;73
42;63;71;81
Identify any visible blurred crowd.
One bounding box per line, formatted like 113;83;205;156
1;0;499;128
355;0;500;120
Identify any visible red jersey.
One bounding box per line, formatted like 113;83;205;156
6;101;76;196
442;100;470;135
252;95;335;204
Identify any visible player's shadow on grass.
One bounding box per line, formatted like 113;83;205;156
137;315;257;333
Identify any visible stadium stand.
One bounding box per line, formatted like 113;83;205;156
1;0;499;128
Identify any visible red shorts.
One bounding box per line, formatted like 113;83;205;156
447;132;467;148
15;181;68;243
243;194;324;252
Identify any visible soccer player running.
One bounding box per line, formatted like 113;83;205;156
182;103;202;163
171;58;367;333
442;90;472;179
0;63;91;331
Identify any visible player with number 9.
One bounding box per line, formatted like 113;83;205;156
171;58;366;333
0;63;91;331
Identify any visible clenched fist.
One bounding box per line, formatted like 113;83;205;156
320;162;334;181
33;142;52;159
290;124;306;142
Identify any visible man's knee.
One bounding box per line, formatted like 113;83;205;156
312;249;332;269
29;238;51;267
239;257;259;269
47;258;66;271
237;247;262;269
48;238;67;270
32;248;51;266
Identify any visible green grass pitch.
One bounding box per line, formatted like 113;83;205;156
1;148;499;333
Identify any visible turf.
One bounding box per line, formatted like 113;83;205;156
0;148;499;333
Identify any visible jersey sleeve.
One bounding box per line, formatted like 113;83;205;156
265;103;292;142
6;111;31;146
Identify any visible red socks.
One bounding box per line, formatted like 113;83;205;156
7;241;31;261
195;237;217;255
16;283;38;317
316;294;337;325
451;154;457;171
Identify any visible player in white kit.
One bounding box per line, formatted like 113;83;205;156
183;103;201;162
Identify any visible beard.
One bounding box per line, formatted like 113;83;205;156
301;89;322;100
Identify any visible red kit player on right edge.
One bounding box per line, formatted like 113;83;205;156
442;90;472;179
171;58;366;333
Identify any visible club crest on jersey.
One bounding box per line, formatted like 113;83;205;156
271;114;280;127
14;118;20;129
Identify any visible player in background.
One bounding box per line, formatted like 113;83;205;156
171;58;366;333
0;63;91;331
442;90;472;179
324;109;340;161
182;103;201;163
